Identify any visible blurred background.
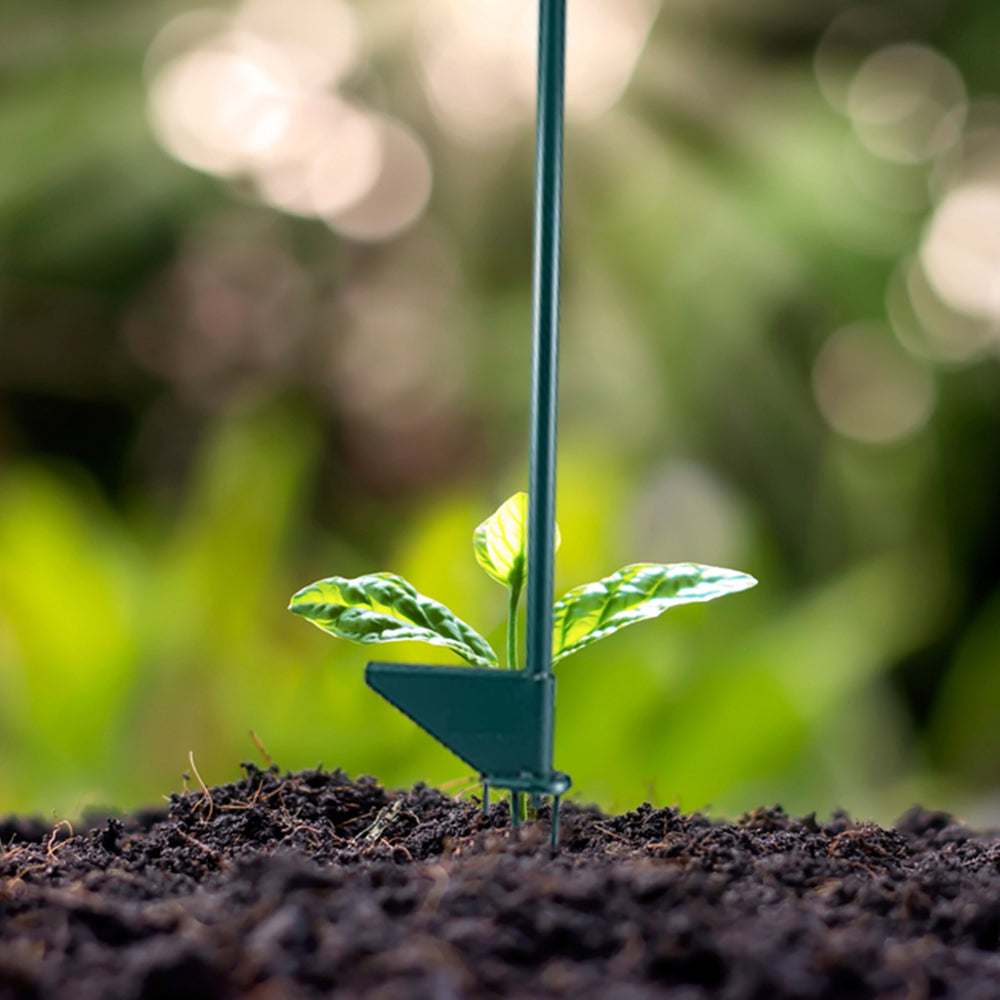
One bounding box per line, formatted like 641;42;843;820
2;0;1000;826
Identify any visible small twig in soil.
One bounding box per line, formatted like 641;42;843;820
825;826;898;858
249;730;275;769
592;823;630;844
220;779;266;812
0;842;26;865
377;839;413;862
434;774;477;792
188;751;214;822
280;811;324;839
45;820;74;857
6;862;49;887
453;781;486;801
644;831;687;853
175;828;230;869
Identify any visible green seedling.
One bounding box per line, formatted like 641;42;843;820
289;491;757;670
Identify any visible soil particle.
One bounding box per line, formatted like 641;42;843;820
3;765;1000;999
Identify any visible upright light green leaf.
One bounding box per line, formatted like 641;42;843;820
473;492;560;591
290;572;499;668
552;563;757;664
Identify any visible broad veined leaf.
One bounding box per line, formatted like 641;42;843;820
289;572;499;668
473;492;561;591
552;563;757;663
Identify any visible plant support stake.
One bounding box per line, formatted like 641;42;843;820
524;0;565;829
363;0;572;848
292;0;758;847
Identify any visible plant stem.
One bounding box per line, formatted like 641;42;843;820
507;581;523;669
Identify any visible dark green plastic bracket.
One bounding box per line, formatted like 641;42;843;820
366;661;571;844
366;0;570;848
365;663;571;800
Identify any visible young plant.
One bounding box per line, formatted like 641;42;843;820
289;492;757;667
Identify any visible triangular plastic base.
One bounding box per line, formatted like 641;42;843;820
365;662;553;782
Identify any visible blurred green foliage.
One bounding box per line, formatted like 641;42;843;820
1;0;1000;825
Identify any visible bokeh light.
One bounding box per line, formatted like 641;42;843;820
887;256;992;365
921;182;1000;323
123;232;311;405
812;323;937;444
846;44;966;165
327;119;433;242
235;0;362;91
631;462;750;570
252;96;384;217
146;0;430;240
814;7;906;115
415;0;660;146
148;36;300;175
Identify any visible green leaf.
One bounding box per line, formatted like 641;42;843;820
473;492;560;591
552;563;757;664
289;572;499;668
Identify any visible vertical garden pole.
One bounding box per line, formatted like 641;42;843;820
525;0;565;687
364;0;572;852
525;0;566;846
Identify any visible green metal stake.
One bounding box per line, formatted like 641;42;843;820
526;0;564;690
525;0;566;846
365;0;571;851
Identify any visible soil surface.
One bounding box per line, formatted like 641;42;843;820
2;764;1000;999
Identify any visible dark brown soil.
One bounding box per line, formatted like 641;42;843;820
2;764;1000;999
